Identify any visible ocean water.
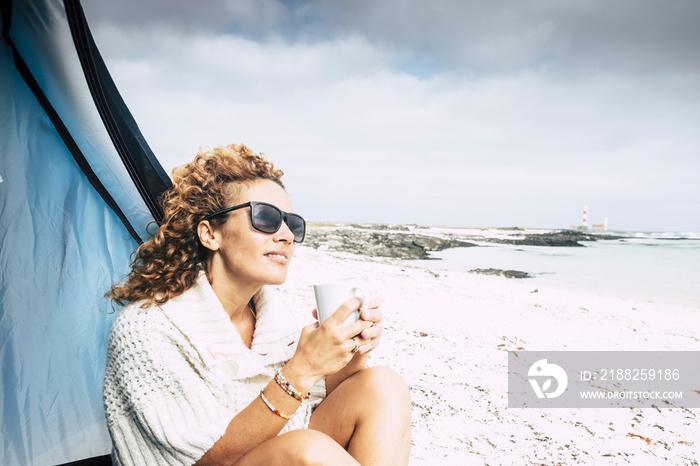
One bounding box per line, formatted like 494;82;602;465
409;231;700;309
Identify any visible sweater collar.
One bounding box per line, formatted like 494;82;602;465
160;272;298;356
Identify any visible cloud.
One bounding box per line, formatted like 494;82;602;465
84;0;700;75
82;1;700;231
320;0;700;75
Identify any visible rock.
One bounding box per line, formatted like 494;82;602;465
303;225;624;259
487;230;622;247
469;268;531;279
304;228;477;259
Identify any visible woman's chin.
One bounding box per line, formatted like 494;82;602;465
263;270;288;286
268;277;286;286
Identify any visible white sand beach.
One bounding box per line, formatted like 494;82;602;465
280;241;699;465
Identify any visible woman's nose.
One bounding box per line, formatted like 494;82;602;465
274;219;295;242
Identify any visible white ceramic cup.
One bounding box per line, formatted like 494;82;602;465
313;277;368;326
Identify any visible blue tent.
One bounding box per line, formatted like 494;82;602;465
1;0;171;463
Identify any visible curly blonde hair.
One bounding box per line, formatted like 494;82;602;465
106;144;284;307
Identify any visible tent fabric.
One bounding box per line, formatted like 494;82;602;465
2;0;143;243
63;0;170;226
1;0;170;464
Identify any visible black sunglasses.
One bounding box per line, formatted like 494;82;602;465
203;201;306;243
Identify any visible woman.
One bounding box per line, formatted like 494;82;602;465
103;144;412;465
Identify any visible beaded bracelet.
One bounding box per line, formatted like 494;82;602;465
274;369;310;401
259;389;290;420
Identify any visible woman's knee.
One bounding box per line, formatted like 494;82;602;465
359;366;409;393
353;367;411;414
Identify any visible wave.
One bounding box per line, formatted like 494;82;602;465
618;231;700;240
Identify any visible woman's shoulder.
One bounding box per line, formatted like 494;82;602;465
104;300;199;393
109;278;208;337
111;299;162;324
107;300;176;347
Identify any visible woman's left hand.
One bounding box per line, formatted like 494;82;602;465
310;296;383;356
320;295;384;394
354;296;383;354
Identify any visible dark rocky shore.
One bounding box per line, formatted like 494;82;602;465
303;227;477;260
487;229;621;247
304;224;622;260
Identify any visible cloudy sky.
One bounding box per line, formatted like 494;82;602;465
82;0;700;232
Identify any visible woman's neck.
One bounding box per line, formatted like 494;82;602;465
207;269;259;348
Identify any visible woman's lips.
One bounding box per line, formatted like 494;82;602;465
264;251;289;264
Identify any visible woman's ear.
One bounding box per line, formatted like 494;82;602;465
197;221;220;252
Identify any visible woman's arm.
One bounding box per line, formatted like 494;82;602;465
197;301;373;465
195;375;306;465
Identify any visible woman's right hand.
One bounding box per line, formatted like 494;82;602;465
283;297;373;392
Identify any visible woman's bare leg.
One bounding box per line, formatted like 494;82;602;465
308;366;412;466
235;429;359;466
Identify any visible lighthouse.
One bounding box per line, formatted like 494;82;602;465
570;205;595;230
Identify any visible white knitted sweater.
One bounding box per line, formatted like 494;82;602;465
103;273;325;465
